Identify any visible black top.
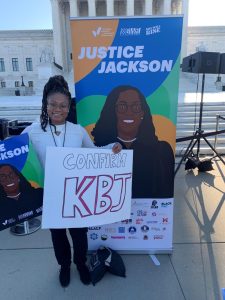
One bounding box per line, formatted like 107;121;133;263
118;138;175;199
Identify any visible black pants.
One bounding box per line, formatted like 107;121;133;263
50;228;88;268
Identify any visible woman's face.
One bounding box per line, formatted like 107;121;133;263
47;93;70;125
0;166;20;196
116;89;144;138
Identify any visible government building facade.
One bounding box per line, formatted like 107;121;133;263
0;0;224;96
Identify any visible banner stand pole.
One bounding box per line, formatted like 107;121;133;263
150;255;161;266
10;218;41;236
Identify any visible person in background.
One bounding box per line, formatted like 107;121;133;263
23;75;122;287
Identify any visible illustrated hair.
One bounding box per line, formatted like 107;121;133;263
91;85;158;146
40;75;72;131
0;164;37;198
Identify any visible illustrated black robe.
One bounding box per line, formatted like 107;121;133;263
0;187;43;230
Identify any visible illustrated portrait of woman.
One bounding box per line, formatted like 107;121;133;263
91;85;175;199
0;164;43;227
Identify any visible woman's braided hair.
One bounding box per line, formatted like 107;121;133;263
40;75;72;131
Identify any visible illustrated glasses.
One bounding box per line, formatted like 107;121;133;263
116;102;143;114
0;172;18;183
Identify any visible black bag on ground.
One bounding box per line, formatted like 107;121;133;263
89;250;107;285
97;246;126;277
198;158;214;172
89;246;126;285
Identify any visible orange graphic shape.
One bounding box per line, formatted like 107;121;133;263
70;19;119;82
29;181;41;188
152;115;176;153
85;124;95;140
85;115;176;153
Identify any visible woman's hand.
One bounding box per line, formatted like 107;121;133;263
112;142;122;154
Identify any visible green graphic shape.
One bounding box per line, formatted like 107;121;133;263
21;142;44;187
77;95;105;127
147;56;180;125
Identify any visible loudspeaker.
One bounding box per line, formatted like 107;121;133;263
181;55;193;72
182;52;220;74
219;53;225;74
191;52;220;74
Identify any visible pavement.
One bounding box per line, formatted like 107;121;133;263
1;158;225;300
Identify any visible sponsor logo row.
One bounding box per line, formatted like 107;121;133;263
89;223;168;233
91;26;161;38
89;232;165;241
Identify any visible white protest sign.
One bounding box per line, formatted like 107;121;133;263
42;147;133;228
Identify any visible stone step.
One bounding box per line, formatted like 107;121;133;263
1;115;39;122
177;111;225;118
176;129;225;136
175;145;225;156
177;116;225;127
177;106;225;116
177;105;225;110
176;134;225;142
177;101;225;106
176;123;222;130
176;138;225;148
0;110;41;115
0;106;41;111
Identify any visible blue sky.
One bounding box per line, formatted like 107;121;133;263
0;0;52;30
0;0;224;30
189;0;225;26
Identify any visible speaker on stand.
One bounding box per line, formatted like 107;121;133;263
176;51;225;174
219;53;225;74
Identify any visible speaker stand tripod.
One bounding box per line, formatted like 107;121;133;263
175;73;225;176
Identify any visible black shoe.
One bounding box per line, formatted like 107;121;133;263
59;266;70;287
77;264;91;285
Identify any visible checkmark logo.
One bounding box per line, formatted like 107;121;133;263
2;220;7;226
92;27;102;37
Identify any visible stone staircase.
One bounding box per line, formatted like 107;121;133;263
0;106;41;122
1;99;225;156
176;102;225;156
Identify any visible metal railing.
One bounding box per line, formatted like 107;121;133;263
214;114;225;150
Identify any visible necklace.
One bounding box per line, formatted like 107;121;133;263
55;130;61;136
50;122;67;147
117;136;137;143
7;192;21;199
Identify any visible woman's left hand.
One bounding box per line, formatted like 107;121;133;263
112;142;122;154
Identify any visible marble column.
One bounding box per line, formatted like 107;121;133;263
127;0;134;16
106;0;114;16
69;0;78;17
88;0;96;16
50;0;65;68
163;0;171;14
145;0;153;15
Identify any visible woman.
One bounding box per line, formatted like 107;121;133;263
92;85;175;199
23;76;121;287
0;163;43;229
